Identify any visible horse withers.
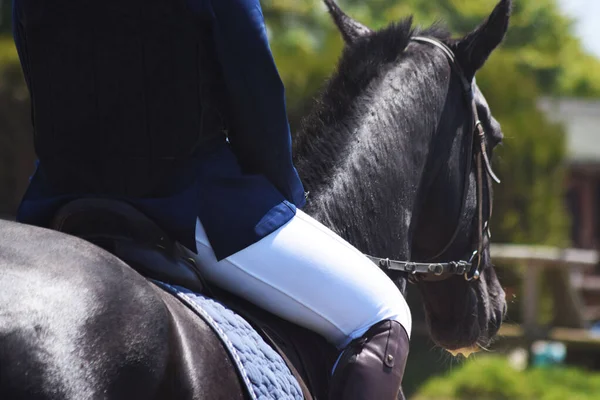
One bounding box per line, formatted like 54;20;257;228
0;0;511;398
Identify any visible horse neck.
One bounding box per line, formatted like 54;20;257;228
295;49;451;259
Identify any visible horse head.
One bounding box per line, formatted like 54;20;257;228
296;0;511;354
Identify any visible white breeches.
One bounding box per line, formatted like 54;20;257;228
194;209;411;349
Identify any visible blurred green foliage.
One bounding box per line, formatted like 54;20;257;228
265;0;600;118
412;355;600;400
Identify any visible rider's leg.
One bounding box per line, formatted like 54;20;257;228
194;209;410;399
328;319;409;400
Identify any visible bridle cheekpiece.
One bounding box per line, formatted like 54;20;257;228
367;36;500;283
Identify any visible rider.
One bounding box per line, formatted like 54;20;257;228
12;0;411;398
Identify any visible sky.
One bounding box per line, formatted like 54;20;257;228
558;0;600;58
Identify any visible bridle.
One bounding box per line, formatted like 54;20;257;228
366;36;500;282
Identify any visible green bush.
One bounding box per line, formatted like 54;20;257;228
412;356;600;400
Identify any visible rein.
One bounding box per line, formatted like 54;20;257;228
367;36;500;282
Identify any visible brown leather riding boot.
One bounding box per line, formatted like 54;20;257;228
329;320;409;400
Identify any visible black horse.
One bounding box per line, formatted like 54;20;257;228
0;0;510;398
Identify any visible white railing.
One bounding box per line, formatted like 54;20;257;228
491;244;598;267
491;244;600;345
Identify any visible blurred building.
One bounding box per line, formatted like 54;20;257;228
539;97;600;322
538;97;600;250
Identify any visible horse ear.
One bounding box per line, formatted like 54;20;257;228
453;0;512;80
324;0;373;45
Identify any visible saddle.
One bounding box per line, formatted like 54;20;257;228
51;198;335;400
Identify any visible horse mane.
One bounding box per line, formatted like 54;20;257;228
293;17;451;196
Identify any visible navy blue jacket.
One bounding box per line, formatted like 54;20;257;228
14;0;306;259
